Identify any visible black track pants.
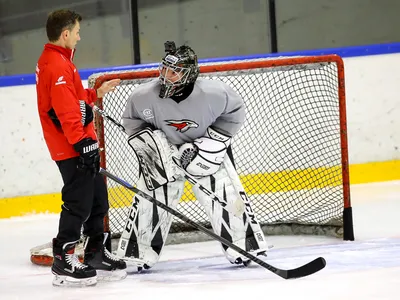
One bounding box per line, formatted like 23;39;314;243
55;157;109;243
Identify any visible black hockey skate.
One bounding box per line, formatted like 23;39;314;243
51;238;97;287
84;233;127;281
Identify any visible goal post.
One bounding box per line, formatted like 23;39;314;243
88;54;354;243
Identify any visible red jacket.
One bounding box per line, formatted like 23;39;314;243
36;43;98;161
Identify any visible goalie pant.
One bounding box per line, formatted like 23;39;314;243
116;155;269;268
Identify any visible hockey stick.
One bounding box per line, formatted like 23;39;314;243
99;168;326;279
92;104;125;132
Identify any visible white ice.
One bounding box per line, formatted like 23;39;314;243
1;181;400;300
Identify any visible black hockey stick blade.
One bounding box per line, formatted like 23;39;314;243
99;168;326;279
277;257;326;279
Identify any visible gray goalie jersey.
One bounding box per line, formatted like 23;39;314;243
122;78;245;145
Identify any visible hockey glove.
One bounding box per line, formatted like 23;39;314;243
73;138;100;178
179;127;231;177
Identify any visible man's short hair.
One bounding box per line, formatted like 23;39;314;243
46;9;82;42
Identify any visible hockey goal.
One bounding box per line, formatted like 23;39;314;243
86;54;354;245
30;54;354;266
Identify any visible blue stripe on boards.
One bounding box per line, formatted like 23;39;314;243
1;42;400;87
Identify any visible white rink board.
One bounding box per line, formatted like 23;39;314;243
1;53;400;197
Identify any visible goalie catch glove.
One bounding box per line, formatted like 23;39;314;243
179;127;231;177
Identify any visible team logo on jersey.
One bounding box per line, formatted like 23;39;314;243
165;119;199;133
55;76;66;85
142;109;154;120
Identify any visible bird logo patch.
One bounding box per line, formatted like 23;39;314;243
165;119;199;133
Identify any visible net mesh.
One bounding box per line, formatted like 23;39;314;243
88;56;350;241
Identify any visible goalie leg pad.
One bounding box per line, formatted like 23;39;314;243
192;157;268;264
223;156;269;255
116;175;185;269
128;128;180;190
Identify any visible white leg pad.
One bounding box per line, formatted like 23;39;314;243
116;175;185;269
192;157;268;264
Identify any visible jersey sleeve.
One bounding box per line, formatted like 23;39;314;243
85;88;98;104
122;94;149;136
50;68;88;145
212;83;245;137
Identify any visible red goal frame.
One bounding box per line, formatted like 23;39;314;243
92;54;354;241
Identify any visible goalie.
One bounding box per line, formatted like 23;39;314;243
119;41;268;270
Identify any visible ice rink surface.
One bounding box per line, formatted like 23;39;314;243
1;181;400;300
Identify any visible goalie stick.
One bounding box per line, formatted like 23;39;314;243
99;168;326;279
92;104;326;278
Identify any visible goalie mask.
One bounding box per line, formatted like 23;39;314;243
158;41;200;98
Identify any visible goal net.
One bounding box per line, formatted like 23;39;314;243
88;54;354;244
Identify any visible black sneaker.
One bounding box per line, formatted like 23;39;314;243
51;238;97;287
84;233;127;281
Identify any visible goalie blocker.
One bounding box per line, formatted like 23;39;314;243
127;127;179;190
118;126;268;269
